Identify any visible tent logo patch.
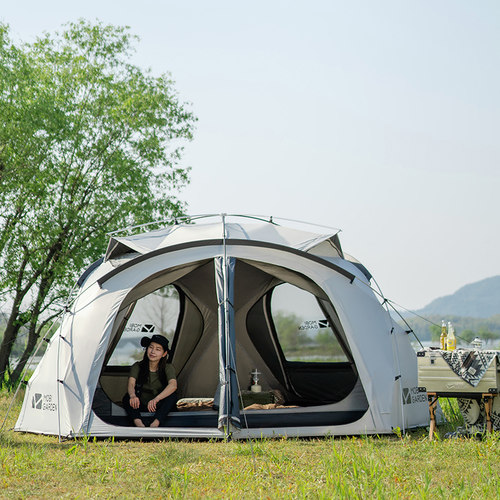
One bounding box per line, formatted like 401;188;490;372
124;323;156;334
402;387;427;405
32;393;57;411
299;319;330;331
32;393;43;409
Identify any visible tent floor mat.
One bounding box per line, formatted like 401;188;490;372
96;408;367;428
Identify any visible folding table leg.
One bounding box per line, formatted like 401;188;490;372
428;393;438;440
483;394;493;434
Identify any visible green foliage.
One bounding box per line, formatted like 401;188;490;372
460;328;499;343
273;311;308;352
0;19;197;386
429;324;441;342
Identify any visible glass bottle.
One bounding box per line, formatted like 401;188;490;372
446;321;456;351
440;320;447;350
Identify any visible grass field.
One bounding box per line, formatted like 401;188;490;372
1;391;499;499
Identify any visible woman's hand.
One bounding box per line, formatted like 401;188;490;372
148;397;159;412
130;396;140;409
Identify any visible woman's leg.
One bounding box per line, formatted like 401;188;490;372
150;392;178;427
122;394;145;427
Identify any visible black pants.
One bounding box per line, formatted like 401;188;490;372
122;392;178;426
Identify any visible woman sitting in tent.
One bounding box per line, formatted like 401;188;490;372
122;334;178;427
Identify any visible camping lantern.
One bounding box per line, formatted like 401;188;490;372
250;368;262;393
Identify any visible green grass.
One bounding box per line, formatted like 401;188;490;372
1;391;499;499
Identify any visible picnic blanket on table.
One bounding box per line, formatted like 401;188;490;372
440;350;498;387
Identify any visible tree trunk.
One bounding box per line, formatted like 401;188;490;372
9;321;40;385
9;273;55;385
0;302;23;386
0;252;32;386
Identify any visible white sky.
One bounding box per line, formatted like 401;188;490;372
2;1;499;310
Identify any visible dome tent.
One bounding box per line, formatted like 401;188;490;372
15;215;428;439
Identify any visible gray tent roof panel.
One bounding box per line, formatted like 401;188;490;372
105;222;342;261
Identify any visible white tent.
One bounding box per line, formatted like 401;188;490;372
15;215;429;439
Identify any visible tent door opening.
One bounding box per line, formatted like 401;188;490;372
92;256;369;430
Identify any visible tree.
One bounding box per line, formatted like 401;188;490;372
272;310;314;355
143;286;180;340
429;324;441;343
0;20;197;387
460;328;500;345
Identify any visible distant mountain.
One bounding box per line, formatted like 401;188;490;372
398;275;500;344
417;275;500;319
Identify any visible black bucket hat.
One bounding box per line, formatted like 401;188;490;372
141;334;169;352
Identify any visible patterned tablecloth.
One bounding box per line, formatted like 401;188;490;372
437;349;500;431
439;350;499;387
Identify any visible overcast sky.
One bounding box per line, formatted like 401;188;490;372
2;1;499;310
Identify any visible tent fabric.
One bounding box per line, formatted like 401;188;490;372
215;256;240;431
15;216;429;439
105;222;342;260
98;239;355;289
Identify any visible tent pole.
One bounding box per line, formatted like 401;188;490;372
56;329;62;443
220;214;244;438
222;214;230;438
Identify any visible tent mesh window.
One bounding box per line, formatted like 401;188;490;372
107;285;180;366
270;283;348;363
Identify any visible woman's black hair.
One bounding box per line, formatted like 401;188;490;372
135;346;168;391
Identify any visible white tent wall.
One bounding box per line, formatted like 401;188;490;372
15;331;66;435
15;218;429;438
67;286;130;435
15;269;130;436
323;275;397;431
326;269;429;432
390;324;430;430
